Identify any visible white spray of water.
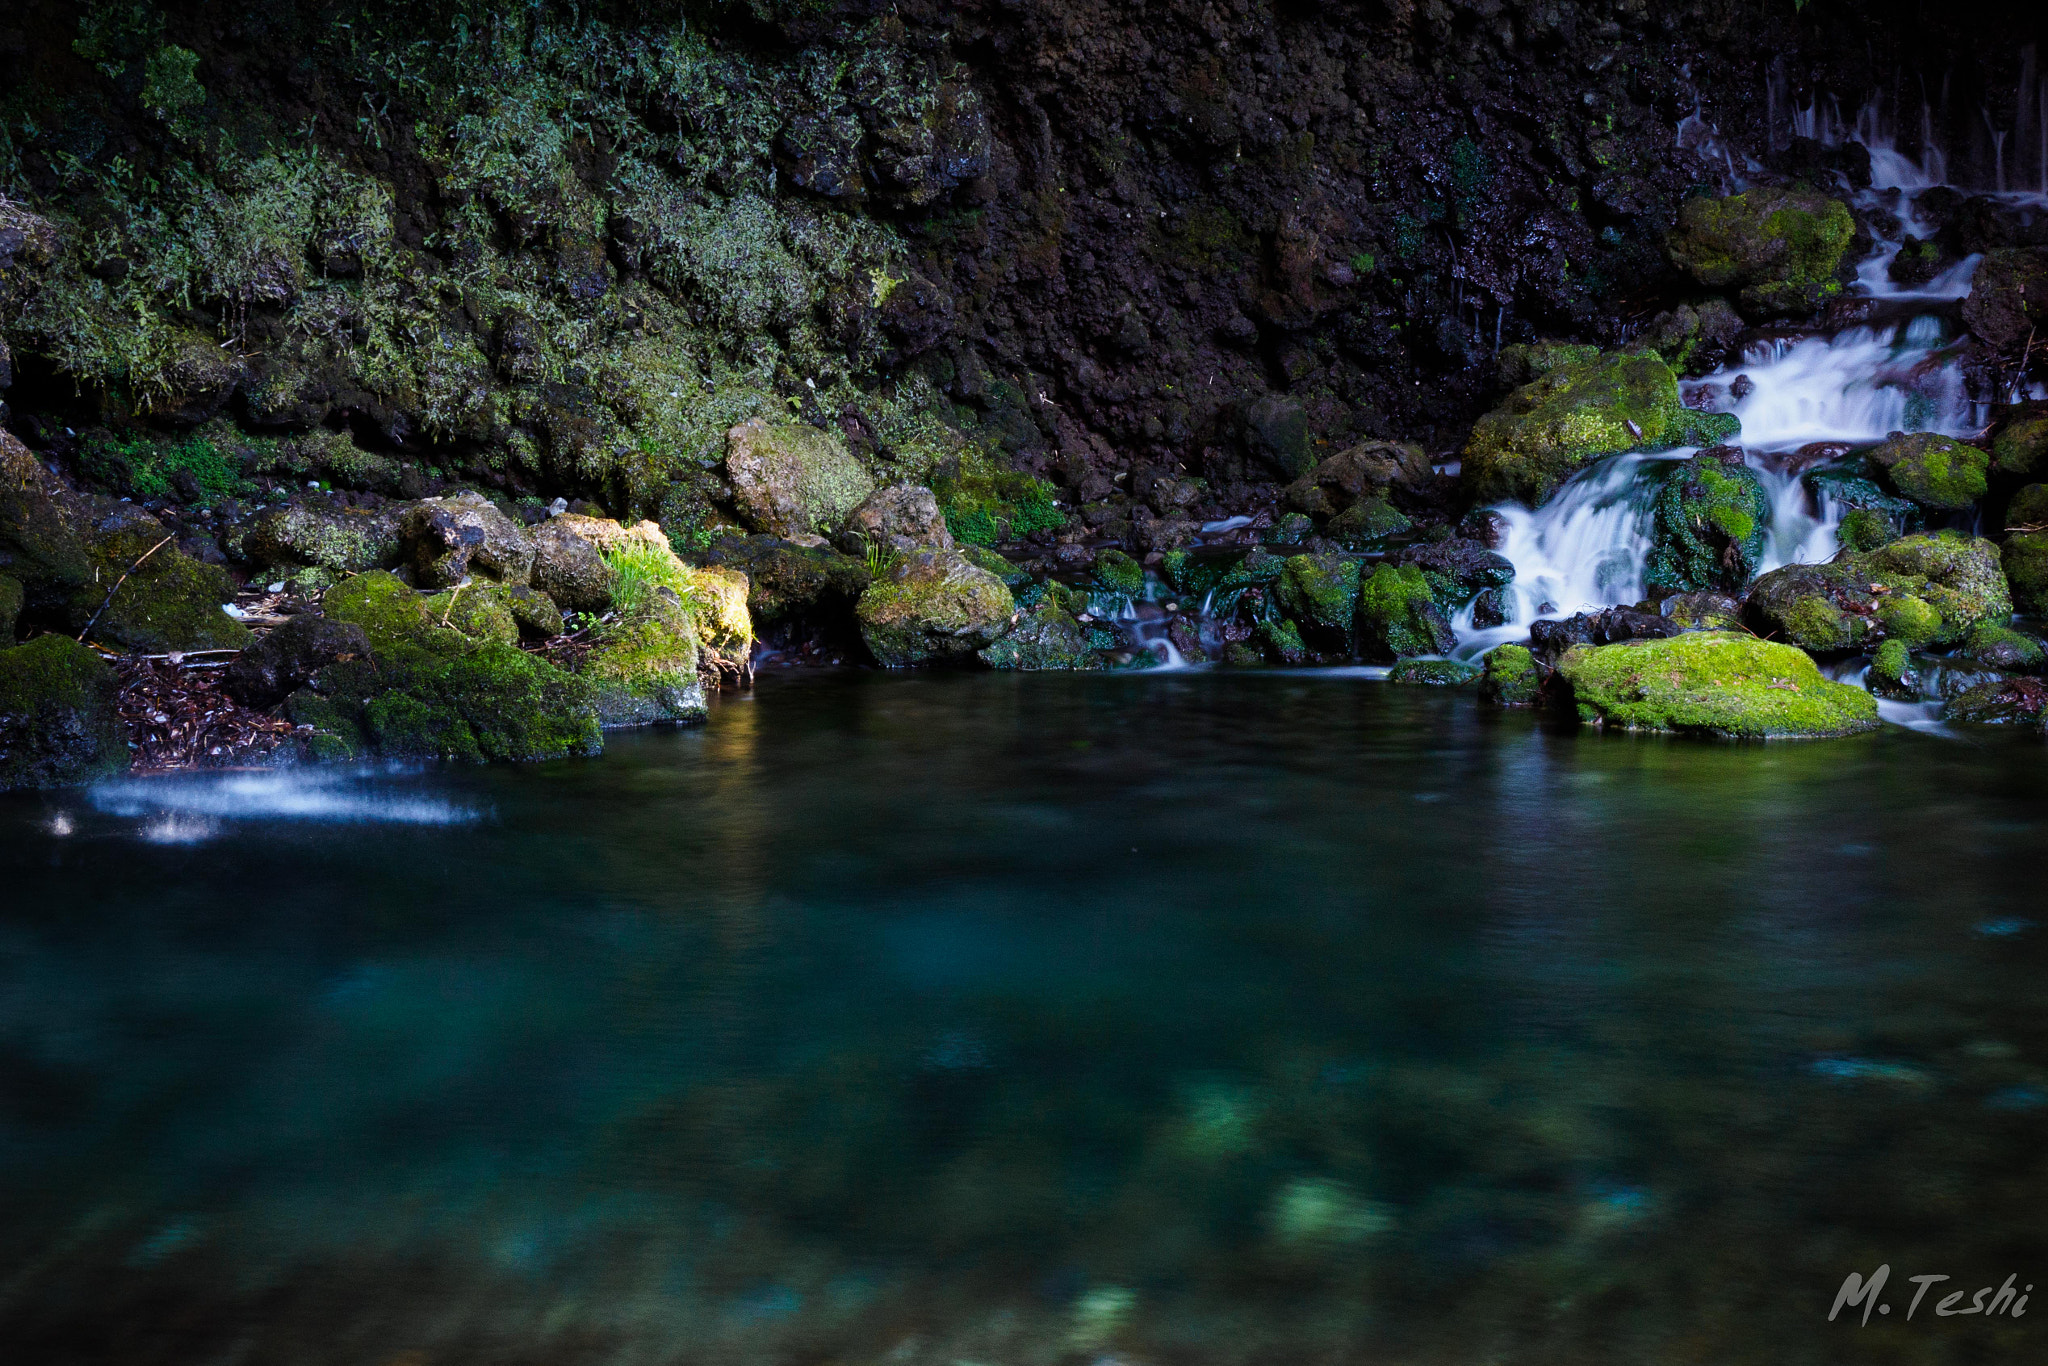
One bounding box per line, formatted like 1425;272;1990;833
91;767;484;839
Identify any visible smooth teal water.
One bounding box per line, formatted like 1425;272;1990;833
2;672;2045;1364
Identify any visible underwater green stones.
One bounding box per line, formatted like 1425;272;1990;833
1558;631;1878;738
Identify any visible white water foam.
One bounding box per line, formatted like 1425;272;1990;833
91;768;485;837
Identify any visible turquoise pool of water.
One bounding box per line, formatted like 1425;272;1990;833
2;672;2044;1363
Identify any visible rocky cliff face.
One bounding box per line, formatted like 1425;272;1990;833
0;0;2038;550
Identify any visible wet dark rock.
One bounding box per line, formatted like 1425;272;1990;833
1394;538;1515;606
1945;676;2048;729
1241;396;1313;481
1529;607;1681;664
1961;248;2048;353
401;493;536;590
0;634;126;789
530;518;612;615
222;615;374;710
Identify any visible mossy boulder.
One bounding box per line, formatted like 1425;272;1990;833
221;615;372;711
1479;643;1542;706
1945;676;2048;728
1865;639;1918;701
1992;409;2048;479
1388;657;1479;686
1666;188;1856;318
1275;554;1361;646
725;418;876;543
1960;248;2048;353
1636;299;1745;375
1496;341;1601;386
1326;498;1412;548
70;511;250;654
298;570;602;761
857;548;1015;667
1557;631;1878;738
2005;531;2048;616
1463;351;1739;506
0;573;20;641
694;535;870;632
576;588;706;727
1645;449;1770;592
1746;533;2011;653
530;517;612;614
980;600;1100;670
1865;432;1990;512
1356;563;1454;661
0;429;93;612
2005;484;2048;532
1393;539;1516;607
400;491;536;589
236;499;405;589
0;634;127;789
1090;548;1146;600
841;483;952;552
1961;622;2045;674
1837;507;1898;553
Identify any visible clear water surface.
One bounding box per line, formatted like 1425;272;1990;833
2;672;2044;1364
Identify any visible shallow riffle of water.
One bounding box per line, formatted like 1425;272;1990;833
3;673;2046;1364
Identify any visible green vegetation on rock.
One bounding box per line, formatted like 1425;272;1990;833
1388;657;1479;686
2001;531;2048;616
1558;631;1878;738
1356;563;1453;661
980;600;1100;671
1479;643;1541;706
1276;554;1361;646
1747;532;2011;653
857;548;1014;667
0;634;127;789
1645;451;1770;592
1665;188;1856;317
1865;432;1990;512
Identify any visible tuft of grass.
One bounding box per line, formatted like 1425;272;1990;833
602;540;694;620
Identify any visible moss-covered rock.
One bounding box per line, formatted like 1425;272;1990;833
841;482;952;552
1865;432;1990;512
1746;532;2011;653
1992;409;2048;479
1463;351;1739;506
1275;554;1361;646
0;634;127;789
400;491;536;589
1945;676;2048;729
1558;631;1878;738
725;417;876;542
2005;531;2048;616
1961;622;2045;674
1837;507;1898;553
1659;590;1745;631
1865;638;1918;701
1636;299;1745;375
71;512;250;654
1495;341;1601;386
979;600;1100;670
2005;484;2048;533
857;548;1014;666
0;429;94;612
0;574;20;641
1479;642;1541;706
1090;548;1147;600
576;588;706;727
1960;248;2048;352
1356;563;1454;661
531;518;612;614
1666;188;1856;318
694;535;870;632
1282;440;1434;519
1645;449;1770;592
1326;497;1412;548
235;499;405;587
959;545;1030;587
1388;657;1479;686
301;570;602;761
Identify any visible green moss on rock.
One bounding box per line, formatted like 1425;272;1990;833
1961;622;2045;674
1356;563;1454;661
72;519;250;654
1945;677;2048;729
1479;642;1541;706
724;418;877;542
1558;631;1878;738
1388;657;1479;686
980;600;1101;670
1866;638;1918;700
1992;412;2048;479
1646;450;1770;592
1463;351;1714;506
2005;531;2048;616
1326;497;1412;548
1666;188;1856;318
0;574;21;641
1865;432;1990;512
1747;533;2011;653
857;548;1015;667
577;588;706;727
1276;554;1361;644
1091;548;1147;600
0;634;127;789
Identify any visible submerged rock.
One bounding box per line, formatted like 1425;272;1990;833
857;548;1015;666
1645;449;1769;593
1356;563;1454;661
1945;676;2048;728
725;418;876;543
1865;431;1990;512
0;634;126;788
1557;631;1879;738
1388;657;1478;686
1665;187;1856;318
1463;351;1739;506
1746;533;2011;653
